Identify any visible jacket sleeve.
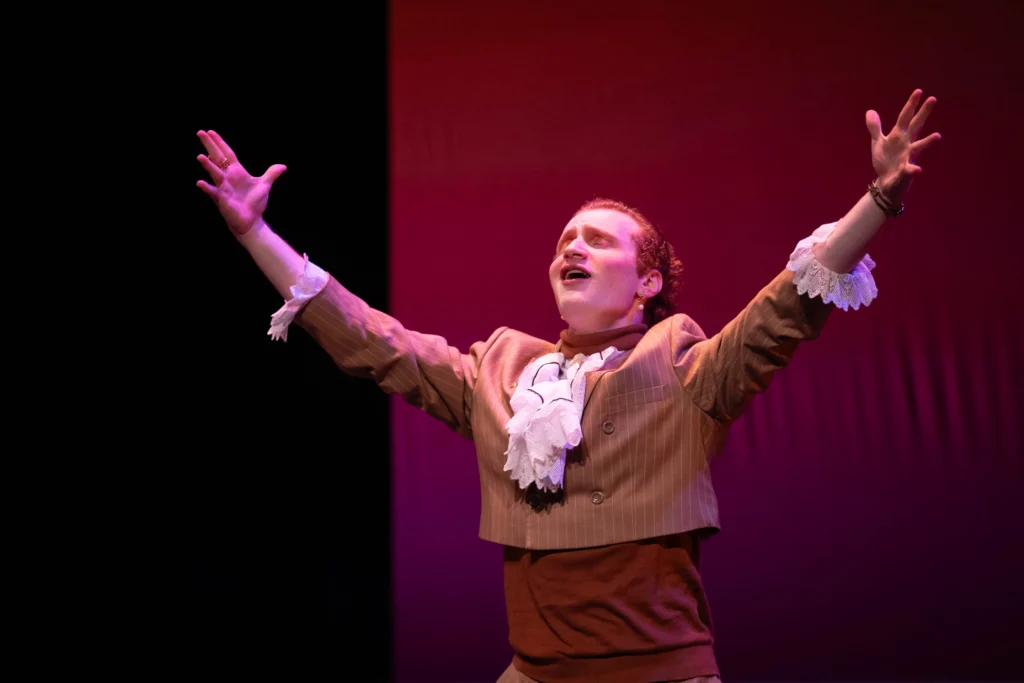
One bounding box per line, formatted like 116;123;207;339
671;219;880;423
289;269;505;440
672;268;834;424
672;221;880;423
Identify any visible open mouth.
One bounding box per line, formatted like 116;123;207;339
561;267;591;283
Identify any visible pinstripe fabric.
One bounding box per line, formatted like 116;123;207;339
296;267;831;550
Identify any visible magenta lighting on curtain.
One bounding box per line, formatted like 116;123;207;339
388;1;1023;680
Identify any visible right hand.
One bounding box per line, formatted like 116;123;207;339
196;130;287;237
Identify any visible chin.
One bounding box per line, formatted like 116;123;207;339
557;306;581;326
559;305;596;326
557;297;587;317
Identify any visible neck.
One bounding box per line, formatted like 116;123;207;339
565;310;645;336
560;320;648;357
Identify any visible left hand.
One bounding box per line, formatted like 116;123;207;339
866;89;942;203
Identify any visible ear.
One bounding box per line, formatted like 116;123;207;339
640;270;663;298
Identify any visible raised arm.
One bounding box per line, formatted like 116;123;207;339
195;130;502;438
674;89;941;424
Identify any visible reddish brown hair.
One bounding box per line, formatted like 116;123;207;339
574;198;684;325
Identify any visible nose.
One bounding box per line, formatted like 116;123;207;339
562;237;586;260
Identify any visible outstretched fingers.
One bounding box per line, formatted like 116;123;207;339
196;179;220;200
908;96;938;138
197;131;225;163
865;109;883;142
910;131;942;156
895;89;923;132
197;154;225;183
206;130;238;163
260;163;287;186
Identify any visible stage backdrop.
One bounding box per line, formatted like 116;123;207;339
388;1;1022;680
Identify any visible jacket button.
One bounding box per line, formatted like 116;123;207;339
601;420;615;434
591;491;604;505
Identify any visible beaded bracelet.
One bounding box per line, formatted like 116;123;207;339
868;181;904;217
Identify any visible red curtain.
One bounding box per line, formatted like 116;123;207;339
389;1;1023;679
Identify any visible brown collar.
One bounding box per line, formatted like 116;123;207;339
558;323;647;358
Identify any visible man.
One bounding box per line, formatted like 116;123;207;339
196;89;939;682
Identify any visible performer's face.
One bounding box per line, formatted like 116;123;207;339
549;208;658;334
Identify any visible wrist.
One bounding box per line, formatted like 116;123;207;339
236;217;269;247
869;178;904;218
874;172;909;203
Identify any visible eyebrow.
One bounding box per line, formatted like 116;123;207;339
556;224;616;246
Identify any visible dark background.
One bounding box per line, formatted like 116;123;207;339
148;8;392;682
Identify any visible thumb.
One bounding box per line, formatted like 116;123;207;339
865;110;882;142
261;164;288;185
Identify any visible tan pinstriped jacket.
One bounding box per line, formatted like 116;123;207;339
295;267;832;550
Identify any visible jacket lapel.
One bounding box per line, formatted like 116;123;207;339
582;350;629;417
582;370;609;416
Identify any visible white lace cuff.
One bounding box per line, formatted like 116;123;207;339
786;222;877;311
267;254;329;342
